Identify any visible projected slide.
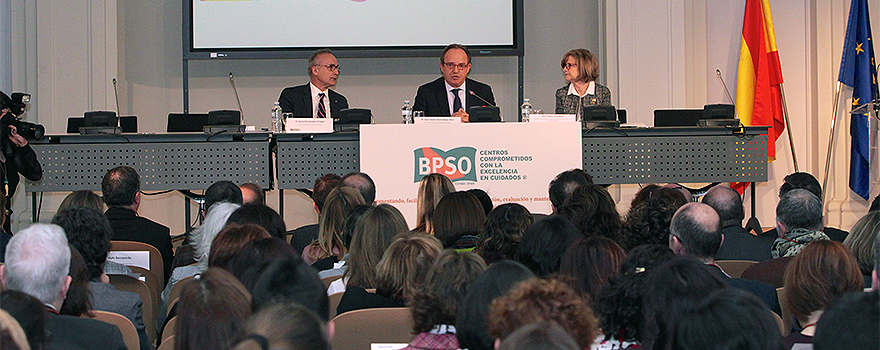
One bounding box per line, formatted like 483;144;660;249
191;0;515;49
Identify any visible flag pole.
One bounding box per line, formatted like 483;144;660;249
779;83;798;171
822;81;843;204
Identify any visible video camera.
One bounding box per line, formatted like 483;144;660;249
1;91;45;140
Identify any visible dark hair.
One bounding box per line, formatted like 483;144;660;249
619;187;688;250
440;43;472;64
558;184;621;240
465;189;493;216
204;181;243;212
60;246;94;317
496;321;580;350
548;169;593;212
559;236;625;301
101;166;139;207
776;189;823;232
176;268;252;350
208;223;272;269
669;203;722;258
51;206;113;280
312;174;342;212
630;184;661;208
58;190;104;213
779;172;822;198
516;216;580;277
340;172;376;205
228;237;298;289
701;185;745;224
432;191;486;248
783;240;863;324
239;183;264;205
674;288;785;350
844;211;880;275
476;203;533;265
345;204;408;288
0;290;46;350
226;204;287;240
456;260;535;350
235;303;330;350
411;251;487;333
341;204;371;250
814;290;880;350
246;257;329;322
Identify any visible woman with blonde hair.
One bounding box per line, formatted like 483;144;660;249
302;187;365;266
555;49;612;116
413;173;455;234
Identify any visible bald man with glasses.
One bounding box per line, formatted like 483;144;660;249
413;43;495;122
279;48;349;119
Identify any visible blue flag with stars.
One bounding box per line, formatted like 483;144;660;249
838;0;879;200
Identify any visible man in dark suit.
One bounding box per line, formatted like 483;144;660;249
702;186;774;261
102;165;173;284
278;49;348;118
760;172;849;242
413;43;495;122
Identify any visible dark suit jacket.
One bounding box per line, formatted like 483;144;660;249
413;77;495;116
45;310;128;350
105;207;173;285
90;282;150;350
706;264;781;315
715;224;775;262
289;223;319;255
278;84;348;118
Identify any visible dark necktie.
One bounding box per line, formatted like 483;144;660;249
451;88;462;114
317;93;327;118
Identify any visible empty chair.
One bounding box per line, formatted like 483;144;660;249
90;310;140;350
330;308;415;350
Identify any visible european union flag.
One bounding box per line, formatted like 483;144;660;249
838;0;879;200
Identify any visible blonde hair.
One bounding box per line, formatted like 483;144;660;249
345;204;409;288
415;174;455;233
561;49;599;83
375;233;444;302
313;187;365;261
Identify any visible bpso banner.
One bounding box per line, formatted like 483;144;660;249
360;122;582;228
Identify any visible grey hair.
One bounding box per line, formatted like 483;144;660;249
307;49;334;77
776;189;823;232
4;224;71;304
192;202;241;265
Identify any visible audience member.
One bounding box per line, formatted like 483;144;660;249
703;185;774;261
228;237;298;289
239;183;264;205
813;290;879;350
58;190;104;213
628;183;661;209
619;186;687;250
496;321;579;350
403;251;487;350
176;268;251;350
319;204;370;279
245;257;329;322
487;278;599;349
369;233;444;307
1;290;46;350
475;203;533;265
414;173;455;233
456;260;535;350
843;210;879;287
465;188;493;216
232;303;330;350
227;203;287;240
303;187;365;267
762;172;848;242
173;181;242;268
102;166;173;282
207;223;272;271
558;184;621;240
1;224;127;350
548;169;593;213
559;236;625;301
203;180;244;213
782;240;863;348
290;174;341;254
432;191;485;250
674;288;785;350
60;246;93;318
340;171;377;205
516;215;580;277
874;219;880;290
0;309;30;350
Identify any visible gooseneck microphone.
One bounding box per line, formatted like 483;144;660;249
112;78;121;127
468;90;496;107
229;72;245;124
715;69;735;105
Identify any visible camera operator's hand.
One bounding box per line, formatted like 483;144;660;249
8;125;28;147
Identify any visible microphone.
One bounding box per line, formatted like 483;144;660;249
229;72;245;125
112;78;121;128
469;90;496;108
715;69;735;105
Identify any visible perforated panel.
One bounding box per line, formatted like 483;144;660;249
276;140;360;189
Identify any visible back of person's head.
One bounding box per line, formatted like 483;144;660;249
814;290;879;350
191;202;241;264
312;174;342;213
674;288;785;350
411;250;487;333
60;246;94;317
3;224;70;305
58;190;104;213
516;215;580;277
204;180;244;212
641;256;727;350
315;187;365;260
465;188;493;216
780;172;822;198
341;204;371;250
1;290;46;350
776;189;823;233
620;187;688;250
176;268;252;350
487;278;598;349
477;203;533;265
701;185;745;224
783;240;863;324
340;172;376;205
559;236;625;300
101;166;139;207
228;237;298;289
415;173;455;231
374;233;444;302
51;206;113;280
246;257;329;322
226;204;287;240
239;183;265;205
875;223;880;283
669;203;722;259
233;303;330;350
630;183;661;208
843;210;880;276
345;204;408;288
548;169;593;212
208;223;271;270
558;184;621;239
496;321;580;350
432;191;486;248
594;244;675;343
456;260;535;350
0;309;30;350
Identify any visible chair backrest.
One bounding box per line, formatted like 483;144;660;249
328;292;344;320
168;275;196;313
162;316;178;344
715;260;758;279
322;275;343;290
89;310;140;350
157;335;175;350
777;287;793;335
330;307;415;350
108;274;157;344
110;240;165;284
771;311;786;336
129;266;161;303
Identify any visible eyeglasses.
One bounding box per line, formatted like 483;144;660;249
316;64;340;71
443;62;469;70
562;63;579;70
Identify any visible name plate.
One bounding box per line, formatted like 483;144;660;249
414;117;461;124
529;114;577;122
107;251;150;270
285;118;333;133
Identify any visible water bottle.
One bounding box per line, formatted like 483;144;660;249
520;98;533;123
271;102;282;132
402;100;413;124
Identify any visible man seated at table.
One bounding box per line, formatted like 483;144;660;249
413;43;495;122
278;49;348;118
